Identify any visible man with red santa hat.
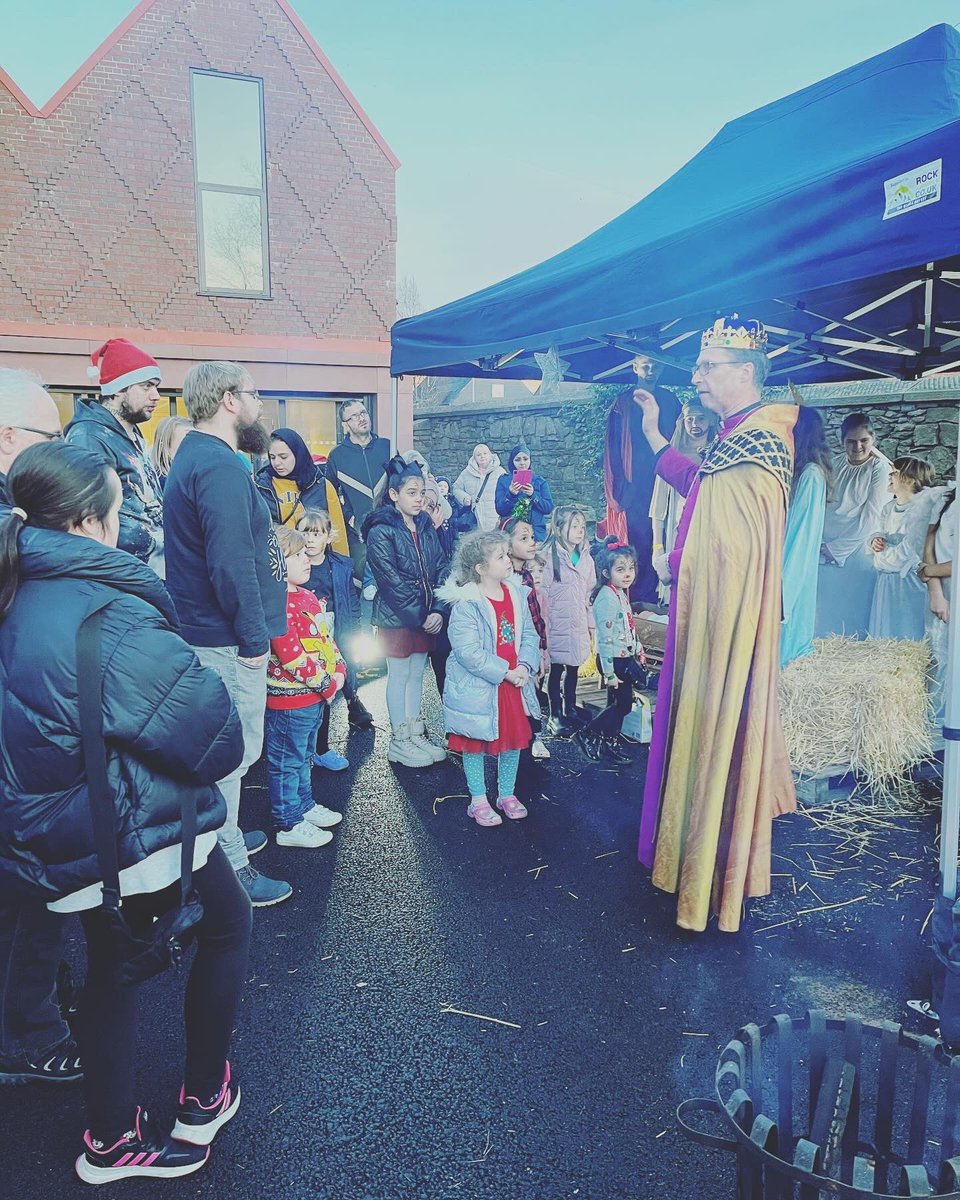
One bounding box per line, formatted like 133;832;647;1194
65;338;165;572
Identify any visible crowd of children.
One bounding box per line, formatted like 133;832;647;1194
326;453;652;830
247;439;650;848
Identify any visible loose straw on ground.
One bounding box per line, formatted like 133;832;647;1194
440;1004;521;1030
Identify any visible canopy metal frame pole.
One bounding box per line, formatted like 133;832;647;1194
390;375;399;454
941;409;960;901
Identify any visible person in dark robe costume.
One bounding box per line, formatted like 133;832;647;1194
604;355;681;605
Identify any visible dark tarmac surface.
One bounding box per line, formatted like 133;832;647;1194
0;675;944;1199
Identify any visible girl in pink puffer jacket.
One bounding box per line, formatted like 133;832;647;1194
542;505;596;736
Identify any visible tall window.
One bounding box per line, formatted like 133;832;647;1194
191;70;270;298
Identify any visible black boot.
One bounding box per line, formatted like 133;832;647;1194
574;729;602;762
601;737;631;766
548;712;577;738
347;697;374;730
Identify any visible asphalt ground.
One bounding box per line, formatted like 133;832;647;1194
0;674;944;1199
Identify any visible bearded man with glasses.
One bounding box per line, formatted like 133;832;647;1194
633;316;799;934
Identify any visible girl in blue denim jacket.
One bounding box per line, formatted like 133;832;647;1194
437;530;541;828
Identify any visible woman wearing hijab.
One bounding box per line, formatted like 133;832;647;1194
254;428;328;527
495;444;554;543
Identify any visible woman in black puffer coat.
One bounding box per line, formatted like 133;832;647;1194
0;443;250;1185
361;455;448;767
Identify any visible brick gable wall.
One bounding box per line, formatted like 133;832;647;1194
0;0;397;341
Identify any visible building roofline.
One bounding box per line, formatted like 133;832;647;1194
0;0;400;169
0;322;393;368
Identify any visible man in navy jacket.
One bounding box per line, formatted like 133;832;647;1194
164;361;291;908
324;399;390;580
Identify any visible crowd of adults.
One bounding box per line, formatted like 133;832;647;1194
0;322;955;1182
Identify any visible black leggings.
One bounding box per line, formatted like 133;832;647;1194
548;663;579;720
78;844;252;1141
586;657;647;737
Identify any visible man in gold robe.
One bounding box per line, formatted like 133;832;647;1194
635;317;798;932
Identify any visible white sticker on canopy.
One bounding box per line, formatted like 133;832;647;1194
883;158;942;220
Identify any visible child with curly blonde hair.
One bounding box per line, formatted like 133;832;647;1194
437;531;541;827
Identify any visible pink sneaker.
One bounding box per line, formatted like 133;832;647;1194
496;795;528;820
467;798;502;827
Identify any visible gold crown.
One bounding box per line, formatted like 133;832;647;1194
701;314;768;351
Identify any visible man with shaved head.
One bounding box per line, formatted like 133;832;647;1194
0;368;63;503
0;368;81;1084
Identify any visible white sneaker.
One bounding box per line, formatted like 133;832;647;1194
303;803;342;829
409;718;447;763
276;820;333;848
531;738;551;760
387;721;436;767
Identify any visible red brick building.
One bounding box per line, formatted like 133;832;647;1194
0;0;408;452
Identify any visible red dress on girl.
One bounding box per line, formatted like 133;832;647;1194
448;586;532;755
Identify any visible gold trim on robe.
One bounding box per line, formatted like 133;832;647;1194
650;403;798;932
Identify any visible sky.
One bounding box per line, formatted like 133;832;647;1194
1;0;959;313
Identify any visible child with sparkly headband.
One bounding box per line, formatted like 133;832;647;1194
361;455;449;768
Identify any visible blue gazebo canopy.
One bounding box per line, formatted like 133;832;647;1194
391;24;960;387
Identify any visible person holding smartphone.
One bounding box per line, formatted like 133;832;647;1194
495;444;554;543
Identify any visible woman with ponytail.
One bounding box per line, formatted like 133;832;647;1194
0;442;249;1184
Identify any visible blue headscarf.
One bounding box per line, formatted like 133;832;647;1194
269;427;317;489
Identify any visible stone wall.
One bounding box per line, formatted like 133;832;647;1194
414;388;960;523
413;396;605;514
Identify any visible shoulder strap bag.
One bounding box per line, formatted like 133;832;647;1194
76;608;203;985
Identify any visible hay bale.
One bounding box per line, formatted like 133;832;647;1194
780;636;935;801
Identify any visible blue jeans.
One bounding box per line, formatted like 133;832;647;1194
265;705;323;831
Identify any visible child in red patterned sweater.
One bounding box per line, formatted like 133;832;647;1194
266;526;347;849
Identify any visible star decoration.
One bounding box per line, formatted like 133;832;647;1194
533;346;570;396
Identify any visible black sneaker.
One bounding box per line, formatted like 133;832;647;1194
575;730;602;762
548;715;577;738
602;737;631;766
171;1061;241;1146
0;1038;83;1084
75;1107;208;1184
347;698;375;730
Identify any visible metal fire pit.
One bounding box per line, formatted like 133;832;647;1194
677;1010;960;1198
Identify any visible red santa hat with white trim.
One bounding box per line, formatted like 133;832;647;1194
87;338;161;396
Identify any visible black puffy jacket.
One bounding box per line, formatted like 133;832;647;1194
64;399;164;562
361;506;448;630
0;529;243;904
